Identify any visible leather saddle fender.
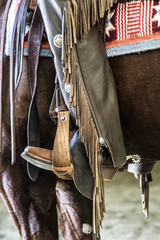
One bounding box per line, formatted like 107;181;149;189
70;130;94;200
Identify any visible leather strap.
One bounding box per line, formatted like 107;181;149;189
49;75;66;124
0;0;12;152
15;0;30;89
27;5;44;181
10;0;30;165
55;105;68;113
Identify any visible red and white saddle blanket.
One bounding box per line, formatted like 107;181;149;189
106;0;160;56
5;0;160;57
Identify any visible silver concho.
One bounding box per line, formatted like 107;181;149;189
82;223;92;234
99;137;105;146
60;115;67;122
65;83;71;94
53;34;62;48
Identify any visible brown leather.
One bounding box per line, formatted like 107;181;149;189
22;111;73;180
76;27;126;167
23;145;118;182
52;111;73;180
26;5;45;180
38;0;126;168
28;5;44;97
9;0;30;165
102;166;118;182
2;1;160;239
55;105;68;113
25;146;53;160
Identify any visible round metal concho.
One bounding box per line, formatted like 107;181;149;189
99;137;105;146
82;223;92;234
53;34;62;48
65;83;71;94
60;115;67;122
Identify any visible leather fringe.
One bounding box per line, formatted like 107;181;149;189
76;56;105;237
62;0;118;237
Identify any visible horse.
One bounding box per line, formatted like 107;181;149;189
0;0;160;239
0;1;92;239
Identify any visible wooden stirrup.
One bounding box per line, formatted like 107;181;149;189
52;111;73;180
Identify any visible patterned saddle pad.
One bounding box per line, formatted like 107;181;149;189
106;0;160;56
6;0;160;57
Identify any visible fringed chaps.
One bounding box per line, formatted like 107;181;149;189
62;1;119;237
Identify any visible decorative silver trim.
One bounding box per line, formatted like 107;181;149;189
53;34;62;48
99;137;105;146
82;223;92;234
60;115;67;122
65;83;71;94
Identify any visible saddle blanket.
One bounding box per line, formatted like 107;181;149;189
5;0;160;57
106;0;160;56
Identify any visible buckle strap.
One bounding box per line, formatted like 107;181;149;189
27;5;44;180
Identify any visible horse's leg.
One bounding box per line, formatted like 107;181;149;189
0;55;59;239
56;179;93;240
25;170;59;240
0;153;59;240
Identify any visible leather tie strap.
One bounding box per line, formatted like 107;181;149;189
27;5;44;181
